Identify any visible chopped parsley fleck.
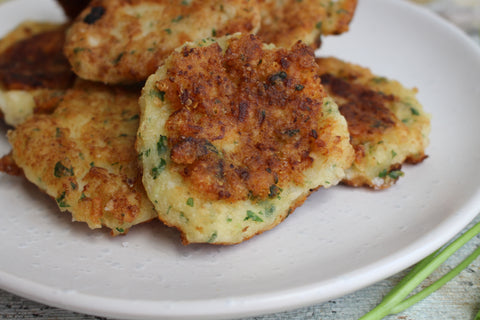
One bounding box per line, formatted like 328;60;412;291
129;114;139;121
157;135;168;155
410;107;420;116
150;89;165;101
73;47;85;54
285;128;300;136
171;15;183;23
372;77;387;84
388;170;404;179
268;185;282;199
295;84;304;91
186;197;194;207
56;191;70;208
379;169;404;179
211;29;217;37
265;205;276;217
152;159;167;179
112;52;124;66
54;161;74;178
116;227;125;233
244;210;264;222
207;231;218;243
315;21;322;30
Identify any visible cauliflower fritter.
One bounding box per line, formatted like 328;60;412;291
7;80;157;234
316;57;430;189
137;34;354;244
0;21;76;126
257;0;357;48
64;0;261;84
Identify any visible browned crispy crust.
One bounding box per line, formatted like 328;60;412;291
0;24;75;91
64;0;261;84
0;152;23;176
257;0;357;49
320;73;397;143
159;35;328;201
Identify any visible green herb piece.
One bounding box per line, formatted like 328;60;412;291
244;210;264;222
391;150;397;158
410;107;420;116
207;231;218;243
186;197;194;207
116;227;125;233
150;89;165;101
164;28;172;34
129;114;139;121
378;169;388;178
360;221;480;320
171;15;183;23
268;185;282;199
388;170;404;179
54;161;74;178
73;47;85;54
315;21;322;30
152;159;166;179
285;129;300;136
157;135;168;155
295;84;304;91
112;52;124;66
56;191;70;208
371;76;387;84
211;29;217;37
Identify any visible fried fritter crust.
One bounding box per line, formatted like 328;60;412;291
8;80;157;234
137;34;354;244
316;57;431;189
64;0;261;84
257;0;357;49
0;21;75;126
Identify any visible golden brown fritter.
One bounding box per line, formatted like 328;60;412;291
0;21;75;126
257;0;357;49
64;0;261;84
7;80;157;234
316;57;431;189
137;34;354;244
56;0;91;19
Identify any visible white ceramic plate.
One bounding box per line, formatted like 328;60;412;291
1;0;480;319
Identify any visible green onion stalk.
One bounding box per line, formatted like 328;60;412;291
360;220;480;320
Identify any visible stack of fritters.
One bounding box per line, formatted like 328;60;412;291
0;0;430;244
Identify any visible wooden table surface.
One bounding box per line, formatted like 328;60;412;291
1;0;480;319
